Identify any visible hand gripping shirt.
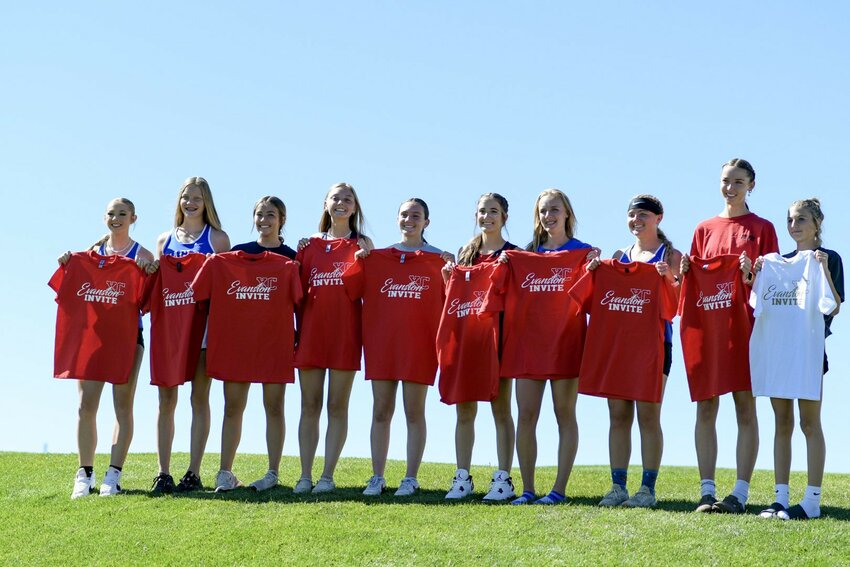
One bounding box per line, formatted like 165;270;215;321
344;248;446;385
678;255;753;401
49;251;146;384
749;251;837;400
191;251;302;384
436;263;500;404
569;260;678;403
141;253;206;387
294;237;362;370
482;249;588;380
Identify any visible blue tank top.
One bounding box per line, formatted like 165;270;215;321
162;225;215;257
536;237;591;253
620;243;672;342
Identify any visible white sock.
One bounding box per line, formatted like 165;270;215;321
774;483;790;508
494;469;509;481
800;485;822;518
731;480;750;504
455;468;470;480
700;479;716;498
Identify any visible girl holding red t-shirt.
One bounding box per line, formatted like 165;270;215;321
681;159;779;514
214;196;298;493
441;193;519;501
57;198;156;498
590;194;682;509
293;182;374;495
359;198;453;497
153;177;230;494
509;189;598;505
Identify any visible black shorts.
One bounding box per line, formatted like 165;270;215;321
824;351;829;375
663;342;672;376
137;328;145;347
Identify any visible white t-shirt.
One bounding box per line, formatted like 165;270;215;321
749;251;837;400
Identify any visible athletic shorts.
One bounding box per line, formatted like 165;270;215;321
137;328;144;347
663;342;672;376
824;351;829;375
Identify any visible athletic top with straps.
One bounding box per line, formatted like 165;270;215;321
620;243;672;342
162;225;215;257
98;241;143;327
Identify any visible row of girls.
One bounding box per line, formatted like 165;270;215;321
50;160;843;519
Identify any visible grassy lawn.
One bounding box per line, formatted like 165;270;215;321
2;452;849;566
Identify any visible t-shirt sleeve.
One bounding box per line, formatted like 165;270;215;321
190;256;215;302
828;250;845;303
815;257;838;315
689;227;703;258
140;270;159;315
749;262;765;316
342;257;365;300
759;222;780;256
481;261;508;313
48;263;66;301
567;268;595;315
659;276;678;321
288;262;304;305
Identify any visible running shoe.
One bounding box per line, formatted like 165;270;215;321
694;494;717;513
712;494;745;514
214;470;242;492
363;475;386;496
394;477;420;496
599;484;629;507
622;485;656;508
445;469;473;500
293;477;314;494
249;470;279;492
71;468;96;500
483;470;515;502
312;477;336;494
151;473;175;495
99;467;122;496
174;471;203;493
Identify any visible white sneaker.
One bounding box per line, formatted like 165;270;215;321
249;470;279;492
71;468;96;499
214;470;242;492
394;477;420;497
99;467;122;496
445;469;474;500
599;484;629;507
483;470;516;502
363;475;386;496
312;477;336;494
293;477;313;494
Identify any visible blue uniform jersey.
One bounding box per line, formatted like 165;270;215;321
162;224;215;257
621;243;673;342
536;237;591;253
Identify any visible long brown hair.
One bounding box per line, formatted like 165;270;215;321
254;195;287;236
527;189;577;251
458;193;509;266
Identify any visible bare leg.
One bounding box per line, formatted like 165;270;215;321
157;386;178;474
220;382;250;472
732;390;759;483
263;383;286;473
770;398;794;485
695;397;719;480
608;399;634;470
402;382;429;478
798;399;825;487
370;380;398;477
108;344;142;468
188;351;212;474
490;378;515;472
298;368;325;480
77;380;106;467
550;379;579;495
455;402;477;471
636;400;663;471
515;379;546;494
320;369;356;479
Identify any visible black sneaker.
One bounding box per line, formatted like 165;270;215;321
694;494;717;513
174;471;203;493
151;473;176;495
712;494;745;514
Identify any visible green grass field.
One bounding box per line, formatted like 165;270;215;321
2;453;849;566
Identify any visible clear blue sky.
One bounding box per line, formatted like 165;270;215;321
2;2;848;479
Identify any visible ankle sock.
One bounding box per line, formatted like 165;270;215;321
108;465;122;472
731;479;750;505
82;466;94;477
641;469;659;495
800;485;822;518
541;490;566;503
774;483;790;508
700;479;716;498
455;468;470;480
611;468;628;489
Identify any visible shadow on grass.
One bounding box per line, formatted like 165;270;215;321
136;488;850;519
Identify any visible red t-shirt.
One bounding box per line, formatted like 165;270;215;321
569;260;678;403
48;251;146;384
482;249;587;380
141;253;206;388
191;251;302;384
344;248;446;384
294;237;362;370
436;263;500;404
678;255;753;401
690;213;779;260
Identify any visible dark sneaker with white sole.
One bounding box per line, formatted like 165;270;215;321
694;494;717;513
175;471;203;493
151;473;176;495
712;494;745;514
